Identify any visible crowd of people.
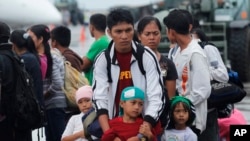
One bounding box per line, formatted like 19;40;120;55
0;7;247;141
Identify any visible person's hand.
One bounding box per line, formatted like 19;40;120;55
139;124;153;140
142;121;152;129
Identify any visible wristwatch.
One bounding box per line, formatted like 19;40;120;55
137;133;147;141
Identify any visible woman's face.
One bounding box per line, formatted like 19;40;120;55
138;21;161;50
28;30;42;49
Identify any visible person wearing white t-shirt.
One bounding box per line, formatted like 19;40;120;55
61;86;93;141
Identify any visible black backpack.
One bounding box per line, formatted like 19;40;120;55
104;41;170;128
198;41;246;116
0;50;46;130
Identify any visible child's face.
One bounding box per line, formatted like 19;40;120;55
77;98;92;113
120;99;144;118
173;102;189;127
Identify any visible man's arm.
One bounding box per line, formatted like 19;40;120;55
98;114;110;132
166;80;176;99
143;50;165;127
92;52;111;132
187;53;211;105
204;45;229;82
82;56;92;71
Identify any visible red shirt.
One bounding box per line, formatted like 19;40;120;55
102;117;157;141
114;50;133;116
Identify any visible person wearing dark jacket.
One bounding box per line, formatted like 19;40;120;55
10;29;44;108
0;22;31;141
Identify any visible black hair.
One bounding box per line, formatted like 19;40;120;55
167;101;195;129
90;13;107;32
50;26;71;47
29;24;53;78
107;8;134;30
192;18;201;29
163;9;190;35
191;28;208;42
10;29;40;63
179;9;193;26
0;22;10;43
137;16;162;34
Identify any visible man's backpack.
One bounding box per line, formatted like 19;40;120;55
105;41;170;128
62;60;89;108
227;68;244;89
197;41;246;109
0;51;46;130
105;41;145;83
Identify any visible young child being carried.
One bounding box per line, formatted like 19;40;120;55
61;85;93;141
102;86;158;141
162;96;197;141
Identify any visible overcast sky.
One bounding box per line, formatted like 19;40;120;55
77;0;163;10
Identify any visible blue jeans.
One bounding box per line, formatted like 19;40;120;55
198;109;219;141
45;108;66;141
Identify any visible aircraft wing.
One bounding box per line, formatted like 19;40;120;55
0;0;62;28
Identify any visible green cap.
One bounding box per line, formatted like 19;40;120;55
119;86;145;115
170;96;192;109
167;96;196;128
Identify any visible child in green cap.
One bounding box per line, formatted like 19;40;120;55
101;86;158;141
162;96;197;141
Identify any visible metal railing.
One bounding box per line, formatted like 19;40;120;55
200;22;228;62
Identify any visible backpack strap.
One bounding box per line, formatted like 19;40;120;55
133;42;145;75
105;41;146;83
198;41;206;49
198;41;216;49
83;109;97;141
104;40;113;83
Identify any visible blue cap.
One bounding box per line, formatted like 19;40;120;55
119;86;145;115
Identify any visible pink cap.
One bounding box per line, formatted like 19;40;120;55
75;85;93;102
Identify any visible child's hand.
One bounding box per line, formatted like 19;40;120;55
139;124;154;140
139;123;151;135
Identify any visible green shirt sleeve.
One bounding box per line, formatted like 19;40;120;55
86;35;110;62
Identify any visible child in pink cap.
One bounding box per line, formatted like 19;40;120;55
61;85;93;141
